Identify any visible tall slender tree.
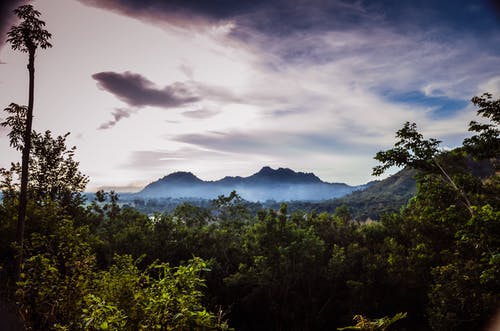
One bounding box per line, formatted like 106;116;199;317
6;4;52;279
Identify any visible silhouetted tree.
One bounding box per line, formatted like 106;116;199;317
463;92;500;160
372;121;473;215
6;4;52;279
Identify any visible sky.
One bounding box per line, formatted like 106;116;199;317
0;0;499;192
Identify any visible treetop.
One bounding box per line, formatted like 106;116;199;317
7;4;52;53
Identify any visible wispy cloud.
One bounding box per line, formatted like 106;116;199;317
174;130;378;157
125;148;232;170
98;107;136;129
181;109;219;119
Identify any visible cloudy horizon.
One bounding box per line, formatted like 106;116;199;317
1;0;499;192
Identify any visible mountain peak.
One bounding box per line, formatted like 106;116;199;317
252;166;322;184
141;171;203;195
161;171;202;183
258;166;274;174
256;166;290;175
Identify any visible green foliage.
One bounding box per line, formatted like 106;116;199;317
84;255;230;331
16;219;95;330
427;204;500;331
463;93;500;159
212;191;250;226
81;295;127;330
1;103;27;151
30;131;88;204
0;128;88;214
373;122;441;176
87;194;153;267
337;312;407;331
334;204;352;223
226;205;326;330
14;216;231;330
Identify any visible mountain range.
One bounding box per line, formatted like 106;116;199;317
136;166;373;202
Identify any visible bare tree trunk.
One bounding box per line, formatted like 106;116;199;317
16;48;35;280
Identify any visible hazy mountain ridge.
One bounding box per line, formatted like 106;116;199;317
137;166;369;201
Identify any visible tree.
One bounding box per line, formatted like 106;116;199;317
463;93;500;160
6;4;52;279
226;205;326;330
0;122;88;214
1;114;88;281
371;93;499;330
372;121;473;215
372;122;441;177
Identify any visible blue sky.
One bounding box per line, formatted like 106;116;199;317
0;0;499;191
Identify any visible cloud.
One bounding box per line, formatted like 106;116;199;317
76;0;267;28
92;71;199;108
84;1;500;121
174;130;377;157
126;150;186;170
92;71;241;109
92;71;245;127
98;107;136;129
175;131;270;155
125;148;231;170
193;83;242;103
76;0;500;39
181;109;219;119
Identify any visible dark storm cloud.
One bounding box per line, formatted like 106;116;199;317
77;0;376;36
77;0;266;23
0;0;24;46
77;0;500;41
92;71;199;108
